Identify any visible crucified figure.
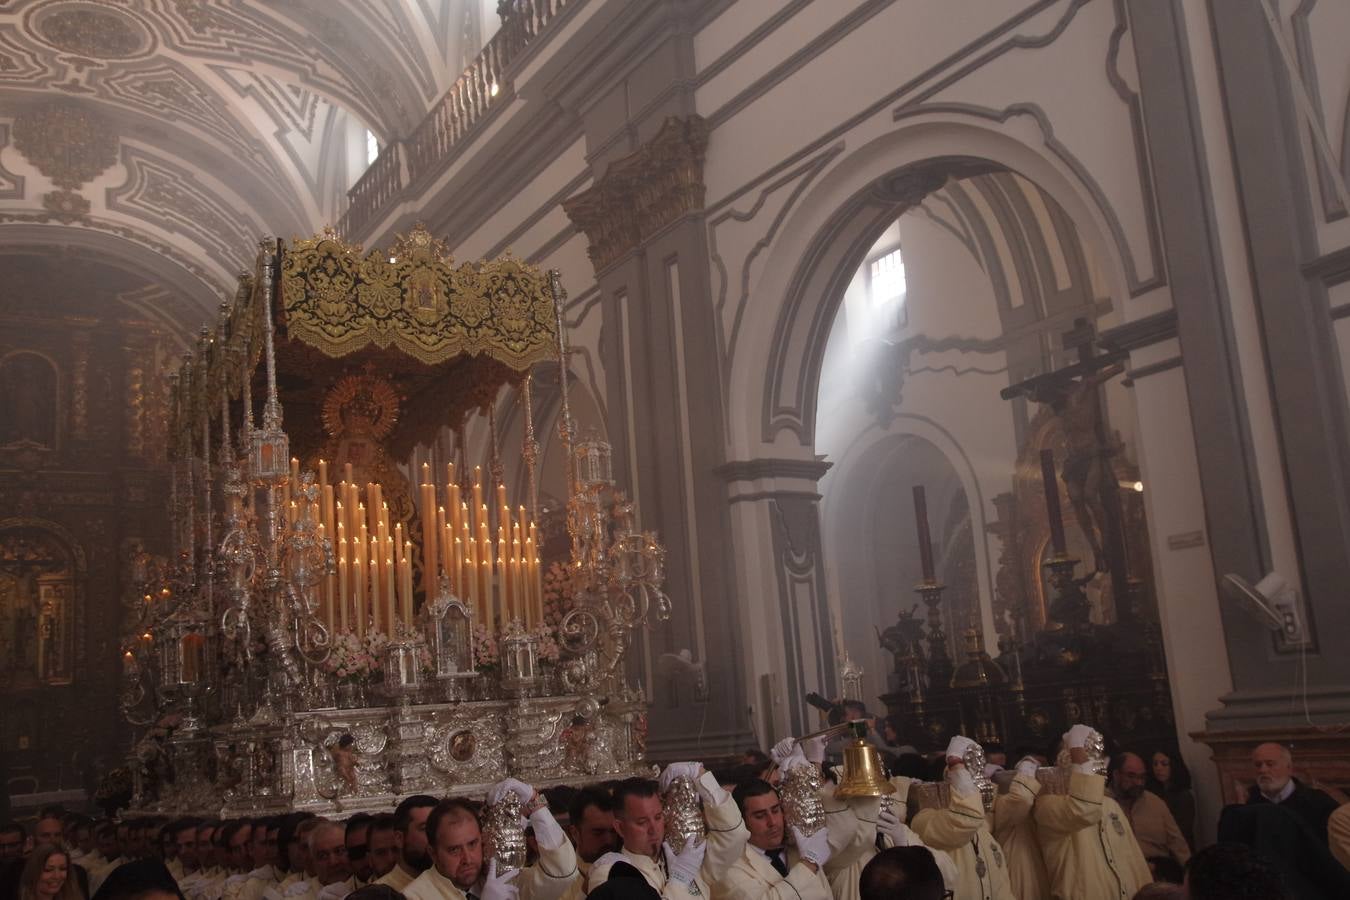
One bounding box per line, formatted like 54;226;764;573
1043;367;1123;576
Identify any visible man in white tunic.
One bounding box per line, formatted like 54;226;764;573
908;736;1015;900
1034;724;1150;900
587;762;750;898
711;777;832;900
404;779;579;900
376;796;438;893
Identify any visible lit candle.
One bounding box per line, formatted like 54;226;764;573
370;535;382;633
318;458;328;489
524;535;537;624
498;526;511;624
393;522;405;624
338;549;349;631
421;476;437;602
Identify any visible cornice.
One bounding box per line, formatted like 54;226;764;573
717;456;832;484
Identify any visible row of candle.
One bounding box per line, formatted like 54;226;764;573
418;461;544;632
278;458;544;636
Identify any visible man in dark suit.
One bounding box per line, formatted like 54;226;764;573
1245;743;1340;843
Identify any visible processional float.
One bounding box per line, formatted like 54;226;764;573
117;227;669;814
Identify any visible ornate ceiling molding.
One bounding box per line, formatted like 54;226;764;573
107;145;259;276
11;98;117;189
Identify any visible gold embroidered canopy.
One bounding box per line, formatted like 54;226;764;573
170;225;558;462
280;226;556;369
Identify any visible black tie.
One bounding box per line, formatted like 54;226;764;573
767;849;788;877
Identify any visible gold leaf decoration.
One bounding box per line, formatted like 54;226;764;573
279;225;556;370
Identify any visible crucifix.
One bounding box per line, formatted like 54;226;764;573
1001;317;1132;610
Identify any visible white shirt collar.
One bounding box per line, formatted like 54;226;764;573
1262;779;1296;804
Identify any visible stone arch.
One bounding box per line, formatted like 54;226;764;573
821;417;994;706
726;118;1136;459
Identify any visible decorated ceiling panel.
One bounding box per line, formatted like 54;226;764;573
0;0;481;335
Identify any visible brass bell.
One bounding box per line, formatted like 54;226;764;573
834;722;896;799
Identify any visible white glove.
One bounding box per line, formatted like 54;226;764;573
945;735;977;762
770;737;797;767
527;806;567;851
801;735;826;765
662;840;706;886
481;860;520;900
659;761;704;792
876;806;916;847
1015;757;1040;777
790;825;831;867
487;777;536;806
1063;723;1093;750
945;762;977;796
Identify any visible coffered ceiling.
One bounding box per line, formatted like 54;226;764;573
0;0;482;335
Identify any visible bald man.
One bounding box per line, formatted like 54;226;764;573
1109;753;1189;865
1244;742;1339;844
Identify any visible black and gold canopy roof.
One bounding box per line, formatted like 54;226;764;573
171;224;558;461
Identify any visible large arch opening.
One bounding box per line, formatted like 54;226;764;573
728;118;1178;764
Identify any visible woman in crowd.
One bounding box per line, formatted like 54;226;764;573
1146;749;1196;851
20;845;84;900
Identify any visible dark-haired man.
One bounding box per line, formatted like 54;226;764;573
0;824;23;864
560;788;618;900
403;778;578;900
858;847;946;900
374;796;438;893
365;817;398;882
237;817;283;900
587;762;749;899
713;779;831;900
345;815;374;886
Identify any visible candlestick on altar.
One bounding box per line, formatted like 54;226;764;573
1039;448;1068;557
912;485;936;583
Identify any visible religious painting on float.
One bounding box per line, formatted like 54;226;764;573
319;368;412;525
0;528;76;687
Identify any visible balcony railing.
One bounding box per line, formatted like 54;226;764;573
338;0;574;240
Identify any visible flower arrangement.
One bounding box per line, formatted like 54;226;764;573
472;623;499;674
322;630;388;684
541;561;576;629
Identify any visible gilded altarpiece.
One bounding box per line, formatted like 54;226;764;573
0;260;169;809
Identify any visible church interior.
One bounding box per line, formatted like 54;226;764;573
2;2;1350;899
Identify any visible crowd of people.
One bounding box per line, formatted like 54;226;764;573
1;724;1347;900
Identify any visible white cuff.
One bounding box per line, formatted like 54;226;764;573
528;806;567;851
696;770;729;807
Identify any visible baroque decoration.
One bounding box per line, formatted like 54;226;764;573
12;99;118;190
119;228;669;814
563;115;709;270
280;227;558;368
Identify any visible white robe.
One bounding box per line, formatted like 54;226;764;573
588;774;750;899
1034;771;1150;900
910;786;1015;900
405;824;578;900
712;844;832;900
376;864;418;893
992;773;1048;900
